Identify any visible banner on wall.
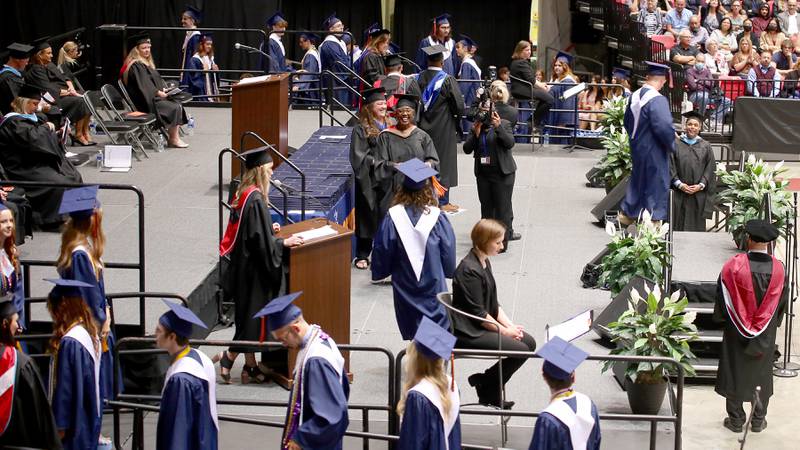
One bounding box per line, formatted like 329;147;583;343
530;0;539;65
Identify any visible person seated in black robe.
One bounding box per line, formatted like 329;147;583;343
670;111;716;232
25;38;94;146
0;294;62;449
122;33;189;148
0;82;82;228
0;43;33;116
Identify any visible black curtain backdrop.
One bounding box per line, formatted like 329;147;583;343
393;0;531;74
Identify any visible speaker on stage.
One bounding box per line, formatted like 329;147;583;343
593;276;656;341
585;166;605;188
590;176;630;223
580;246;611;289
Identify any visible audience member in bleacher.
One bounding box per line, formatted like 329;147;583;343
0;83;82;227
46;278;106;450
180;5;202;88
777;0;799;37
670;111;716;231
545;52;578;144
736;19;762;51
263;12;292;73
217;148;304;384
397;317;461;450
748;50;783;95
509;40;553;133
714;220;787;433
0;43;32;116
673;30;701;67
187;34;220;102
452;220;534;408
686;53;731;119
578;75;605;131
759;18;786;52
701;0;727;32
665;0;695;39
529;337;601;450
122;33;189;148
350;87;389;270
0;205;25;329
774;38;798;71
638;0;666;38
292;32;321;103
319;13;352;106
705;39;733;74
357;27;391;86
726;1;748;32
0;294;61;449
689;15;711;47
731;36;759;75
372;158;456;340
779;58;800;96
752;3;775;38
711;17;741;52
25;39;94;146
609;67;633;99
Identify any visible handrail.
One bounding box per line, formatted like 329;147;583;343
335;60;372;89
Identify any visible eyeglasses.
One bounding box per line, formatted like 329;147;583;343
396;108;414;116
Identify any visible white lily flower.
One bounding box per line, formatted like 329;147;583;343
670;289;682;303
652;283;662;301
630;287;642;304
605;220;617;237
747;154;756;165
683;311;697;325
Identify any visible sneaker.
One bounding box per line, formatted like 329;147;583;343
509;232;522;241
751;419;767;433
723;417;743;433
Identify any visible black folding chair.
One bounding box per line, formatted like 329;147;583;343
82;91;148;160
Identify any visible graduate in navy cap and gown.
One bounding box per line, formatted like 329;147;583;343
0;43;33;115
545;51;578;145
262;12;293;73
155;300;218;450
529;337;601;450
620;61;676;224
319;13;352;106
416;14;457;75
416;45;465;212
46;278;108;450
217;148;303;383
187;33;220;101
0;293;62;449
254;292;350;450
372;159;456;339
293;32;321;104
714;220;787;433
180;5;202;88
455;35;481;134
397;317;461;450
56;186;122;409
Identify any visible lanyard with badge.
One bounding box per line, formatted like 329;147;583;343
479;132;490;165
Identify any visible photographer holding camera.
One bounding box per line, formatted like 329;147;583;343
463;93;519;250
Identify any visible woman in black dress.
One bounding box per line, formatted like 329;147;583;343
452;219;536;409
25;39;93;145
350;87;390;269
122;33;189;148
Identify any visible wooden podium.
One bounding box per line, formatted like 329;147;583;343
231;73;289;178
276;217;353;382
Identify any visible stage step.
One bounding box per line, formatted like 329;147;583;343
686;302;714;315
674;329;723;343
691;357;720;372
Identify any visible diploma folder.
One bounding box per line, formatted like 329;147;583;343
545;309;594;343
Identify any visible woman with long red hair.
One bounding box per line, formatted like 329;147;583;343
0;204;24;330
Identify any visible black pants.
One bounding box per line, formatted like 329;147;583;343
726;397;769;426
476;169;515;247
456;330;536;394
531;87;555;126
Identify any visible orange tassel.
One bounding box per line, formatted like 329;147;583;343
102;336;109;353
431;177;447;198
450;353;455;392
259;317;266;343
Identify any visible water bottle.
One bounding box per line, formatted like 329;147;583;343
186;116;195;136
89;117;97;136
156;134;166;152
95;149;104;169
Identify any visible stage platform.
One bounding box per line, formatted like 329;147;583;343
671;231;739;282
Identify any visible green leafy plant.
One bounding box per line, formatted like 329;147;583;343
599;96;627;132
601;285;698;383
598;210;671;295
594;127;632;190
715;155;793;244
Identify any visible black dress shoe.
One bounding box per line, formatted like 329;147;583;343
723;418;743;433
467;373;485;388
751;419;767;433
478;396;515;410
509;232;522;241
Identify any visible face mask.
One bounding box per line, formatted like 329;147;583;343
743;25;753;32
768;25;778;31
695;62;706;70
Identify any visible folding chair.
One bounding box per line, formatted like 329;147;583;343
82;91;148;160
101;84;163;152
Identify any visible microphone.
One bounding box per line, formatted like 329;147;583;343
234;43;271;60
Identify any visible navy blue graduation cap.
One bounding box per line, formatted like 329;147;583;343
414;317;456;360
384;53;403;67
323;12;342;30
422;44;446;62
397;158;437;191
44;278;93;300
299;31;321;44
253;291;304;332
7;43;33;59
361;86;386;104
0;293;16;318
240;147;271;169
612;67;630;80
555;51;573;65
458;34;476;49
388;42;401;54
184;5;203;23
537;336;589;381
159;299;207;339
363;22;380;41
433;13;452;26
645;61;670;77
266;11;287;27
369;28;390;40
395;94;418;110
59;185;100;219
127;32;151;51
341;33;352;45
199;32;214;42
745;219;779;243
31;37;51;53
17;82;44;101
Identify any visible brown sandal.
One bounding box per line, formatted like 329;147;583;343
213;351;234;384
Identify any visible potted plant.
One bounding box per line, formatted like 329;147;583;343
715;155;793;247
601;285;698;415
598;210;671;296
598;95;627;133
594;127;632;192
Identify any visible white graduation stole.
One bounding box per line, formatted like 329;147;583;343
542;392;595;450
388;205;440;281
458;57;481;80
426;36;454;62
322;34;347;54
408;377;460;450
629;86;661;139
270;33;286;58
302;49;321;71
294;326;345;424
163;348;219;429
63;324;101;416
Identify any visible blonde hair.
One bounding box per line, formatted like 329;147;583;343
490;80;510;103
511;40;531;60
233;163;273;208
367;33;391;53
10;97;34;113
470;219;506;253
397;342;452;419
56;210;105;278
122;45;156;83
57;41;79;66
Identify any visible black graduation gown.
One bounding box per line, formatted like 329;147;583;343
373;127;439;217
378;75;422;100
359;50;386;85
24;63;89;122
220;190;285;353
0;68;24;115
416;70;465;188
125;62;188;128
0;346;63;449
713;252;788;401
670;137;716;231
350;124;383;242
0;115;82;224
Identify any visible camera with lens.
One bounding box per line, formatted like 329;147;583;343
469;66;499;127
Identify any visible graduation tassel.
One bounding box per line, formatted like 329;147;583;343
450;353;455;392
259;317;266;343
431;177;447;198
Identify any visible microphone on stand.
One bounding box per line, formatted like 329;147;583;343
234;42;271;61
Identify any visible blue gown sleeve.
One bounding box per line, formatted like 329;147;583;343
293;357;349;449
623;97;634;137
371;215;397;281
416;39;429;71
529;412;571;450
12;268;25;329
648;96;677;152
62;251;106;323
157;373;217;450
268;39;283;73
398;391;434;450
437;214;457;279
589;402;601;450
449;415;462;450
187;57;205;96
